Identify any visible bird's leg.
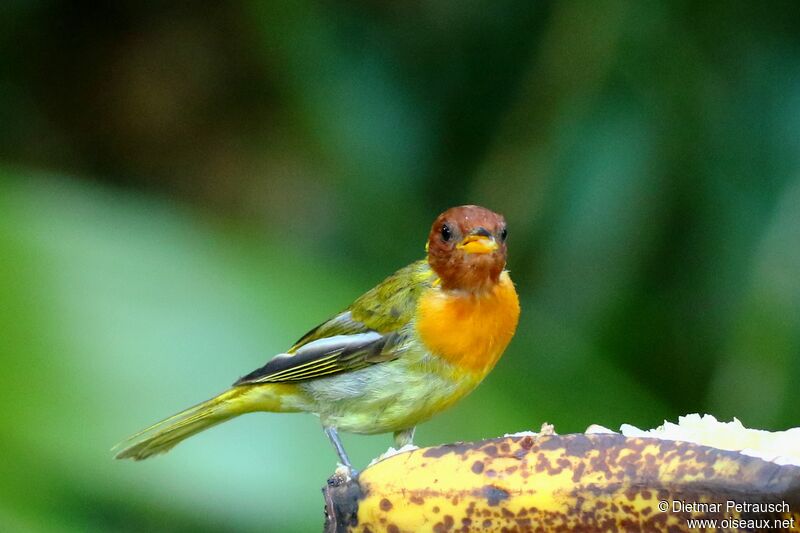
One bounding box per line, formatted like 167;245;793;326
393;427;416;448
324;426;357;476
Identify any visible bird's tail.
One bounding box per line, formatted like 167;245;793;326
113;384;299;461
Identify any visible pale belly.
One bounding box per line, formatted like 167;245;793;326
297;349;481;434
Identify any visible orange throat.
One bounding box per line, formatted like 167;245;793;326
416;271;520;376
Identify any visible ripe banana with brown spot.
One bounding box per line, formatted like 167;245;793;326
323;433;800;532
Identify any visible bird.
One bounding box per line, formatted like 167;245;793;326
114;205;520;471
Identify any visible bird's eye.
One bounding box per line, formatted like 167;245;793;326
440;224;452;242
500;227;508;241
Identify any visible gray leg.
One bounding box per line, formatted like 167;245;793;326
324;426;354;470
393;427;416;447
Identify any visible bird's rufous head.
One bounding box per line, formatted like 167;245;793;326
426;205;508;292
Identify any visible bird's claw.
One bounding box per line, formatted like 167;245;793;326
367;443;419;468
332;462;359;483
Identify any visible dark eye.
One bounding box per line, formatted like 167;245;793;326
500;227;508;241
440;224;452;242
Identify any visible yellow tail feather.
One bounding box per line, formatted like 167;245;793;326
113;384;296;461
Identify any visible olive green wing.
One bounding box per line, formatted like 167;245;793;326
234;260;435;385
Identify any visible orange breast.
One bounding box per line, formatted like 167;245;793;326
416;271;520;376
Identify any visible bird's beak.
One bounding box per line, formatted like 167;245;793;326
457;229;498;254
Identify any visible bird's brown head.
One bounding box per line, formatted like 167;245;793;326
426;205;508;292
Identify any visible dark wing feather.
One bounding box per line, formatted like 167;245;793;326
233;312;403;385
233;260;434;386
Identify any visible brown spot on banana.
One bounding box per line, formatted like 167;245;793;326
322;434;800;532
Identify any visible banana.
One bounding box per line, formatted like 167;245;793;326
323;433;800;532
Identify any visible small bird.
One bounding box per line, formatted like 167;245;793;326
114;205;520;470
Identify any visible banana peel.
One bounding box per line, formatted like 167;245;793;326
323;433;800;532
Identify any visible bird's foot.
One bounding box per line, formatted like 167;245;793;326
367;444;419;468
331;462;359;482
504;422;557;439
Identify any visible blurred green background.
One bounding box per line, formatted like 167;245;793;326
1;1;799;531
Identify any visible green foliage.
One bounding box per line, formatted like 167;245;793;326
1;1;799;531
